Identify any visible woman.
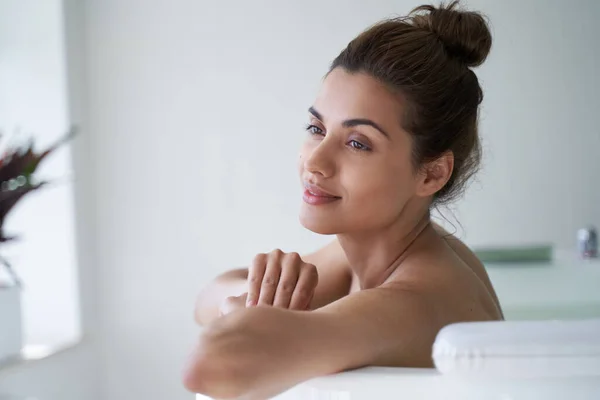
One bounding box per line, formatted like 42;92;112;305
184;1;503;398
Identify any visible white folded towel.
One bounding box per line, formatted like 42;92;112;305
432;318;600;378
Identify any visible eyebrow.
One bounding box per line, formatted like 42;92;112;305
308;106;391;140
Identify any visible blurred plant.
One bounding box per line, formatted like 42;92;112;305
0;127;76;287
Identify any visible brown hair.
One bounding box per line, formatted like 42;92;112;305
329;1;492;205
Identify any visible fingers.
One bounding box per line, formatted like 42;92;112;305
247;253;267;307
273;252;301;308
220;293;247;316
247;250;318;310
258;250;282;306
290;263;318;310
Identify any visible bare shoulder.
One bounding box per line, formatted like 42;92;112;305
431;223;504;318
432;224;495;285
302;239;353;309
384;230;503;322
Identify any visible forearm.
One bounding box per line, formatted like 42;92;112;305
194;268;248;326
184;287;441;398
183;306;371;399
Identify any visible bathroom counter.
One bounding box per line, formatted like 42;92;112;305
484;250;600;320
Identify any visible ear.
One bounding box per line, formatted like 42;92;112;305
415;151;454;198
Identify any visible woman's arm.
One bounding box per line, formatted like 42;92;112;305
194;239;352;326
183;283;453;399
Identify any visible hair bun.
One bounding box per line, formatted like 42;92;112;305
411;1;492;67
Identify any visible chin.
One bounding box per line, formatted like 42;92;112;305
298;210;341;235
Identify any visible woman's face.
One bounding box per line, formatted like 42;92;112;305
298;68;421;235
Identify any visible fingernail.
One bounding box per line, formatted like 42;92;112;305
246;299;255;307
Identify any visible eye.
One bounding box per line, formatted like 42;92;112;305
348;140;370;151
305;124;324;136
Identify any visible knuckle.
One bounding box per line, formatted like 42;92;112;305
282;254;302;272
303;263;318;277
253;252;267;262
262;275;278;286
248;275;262;284
279;281;296;293
251;253;267;267
306;268;319;286
270;248;284;256
295;287;312;299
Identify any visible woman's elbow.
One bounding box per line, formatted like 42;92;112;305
182;320;253;398
182;358;246;399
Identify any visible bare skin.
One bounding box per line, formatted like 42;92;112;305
193;223;502;326
184;69;503;399
186;225;503;399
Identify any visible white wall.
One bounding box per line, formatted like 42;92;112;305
0;0;79;346
450;0;600;248
77;0;600;399
0;0;101;399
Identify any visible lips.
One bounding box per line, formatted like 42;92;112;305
302;182;341;205
306;187;336;198
304;182;339;197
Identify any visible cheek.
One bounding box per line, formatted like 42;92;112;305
344;161;414;208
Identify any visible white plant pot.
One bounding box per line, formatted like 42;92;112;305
0;284;22;362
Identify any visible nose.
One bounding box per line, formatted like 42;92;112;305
303;137;336;179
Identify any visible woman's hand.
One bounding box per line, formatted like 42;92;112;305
219;293;247;317
246;249;318;310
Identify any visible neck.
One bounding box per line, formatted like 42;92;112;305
337;202;431;289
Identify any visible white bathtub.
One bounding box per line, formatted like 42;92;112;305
196;367;600;399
